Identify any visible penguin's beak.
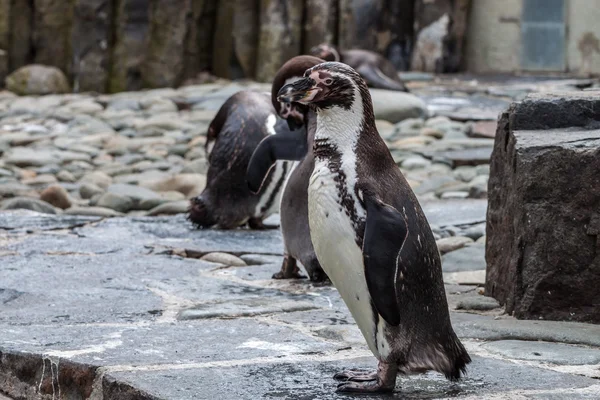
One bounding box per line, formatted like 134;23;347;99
277;78;319;104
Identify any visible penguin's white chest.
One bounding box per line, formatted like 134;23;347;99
308;160;386;358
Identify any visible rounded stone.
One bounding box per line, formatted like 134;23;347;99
200;252;247;267
64;206;123;217
80;171;112;189
0;197;58;214
436;236;474;254
146;200;189;216
401;156;431;170
56;170;77;182
39;185;72;210
5;64;70;95
96;192;134;213
79;183;105;199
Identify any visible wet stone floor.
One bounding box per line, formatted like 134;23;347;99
1;210;599;400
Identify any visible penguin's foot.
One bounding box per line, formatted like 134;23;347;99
272;256;307;280
333;369;377;382
335;362;397;393
247;218;279;230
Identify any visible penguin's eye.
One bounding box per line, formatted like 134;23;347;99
324;78;333;85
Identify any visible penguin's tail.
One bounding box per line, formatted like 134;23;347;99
442;333;471;382
187;195;216;229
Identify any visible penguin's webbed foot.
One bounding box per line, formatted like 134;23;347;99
333;369;377;382
336;380;394;393
334;362;397;393
272;256;307;280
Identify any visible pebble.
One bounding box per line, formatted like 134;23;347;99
40;185;72;209
22;174;57;186
200;252;247;267
64;206;123;217
140;174;206;198
56;170;76;182
80;183;105;199
401;156;431;170
0;197;58;214
96;192;134;213
453;166;477;182
107;183;161;210
436;236;474;254
147;200;189;216
81;171;112;189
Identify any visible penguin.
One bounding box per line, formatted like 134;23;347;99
276;62;471;393
188;91;291;230
310;43;410;92
246;55;328;282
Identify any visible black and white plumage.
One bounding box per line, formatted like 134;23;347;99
246;56;328;282
188;91;290;230
277;62;470;393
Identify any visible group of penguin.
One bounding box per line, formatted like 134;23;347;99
187;44;471;393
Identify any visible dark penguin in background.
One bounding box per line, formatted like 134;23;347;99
188;91;291;229
247;55;328;282
277;62;470;393
310;43;409;92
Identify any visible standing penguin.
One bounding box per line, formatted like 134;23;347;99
310;43;409;92
247;56;328;282
277;62;470;393
188;91;290;230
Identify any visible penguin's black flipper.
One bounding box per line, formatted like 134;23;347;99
362;195;407;326
356;65;408;92
246;133;307;194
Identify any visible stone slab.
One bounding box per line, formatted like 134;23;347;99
482;340;600;366
1;212;599;399
105;355;598;400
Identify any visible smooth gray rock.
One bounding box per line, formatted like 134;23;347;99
79;182;104;199
370;89;428;123
96;192;134;213
64;206;123;217
0;197;58;214
146;200;189;216
456;295;501;311
106;183;161;210
442;244;486;272
421;199;487;228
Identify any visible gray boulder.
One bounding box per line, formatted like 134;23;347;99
5;64;70;95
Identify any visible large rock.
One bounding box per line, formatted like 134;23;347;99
109;0;149;92
72;0;113;92
370;89;428;123
33;0;75;75
303;0;337;52
337;0;414;70
142;0;191;88
411;0;470;73
255;0;303;82
5;65;70;95
231;0;260;79
486;92;600;324
183;0;217;80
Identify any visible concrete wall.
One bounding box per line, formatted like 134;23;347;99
465;0;523;73
466;0;600;75
566;0;600;75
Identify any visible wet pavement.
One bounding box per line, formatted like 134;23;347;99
1;210;599;400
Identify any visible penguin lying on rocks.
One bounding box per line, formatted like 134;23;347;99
276;61;471;393
310;43;409;92
188;91;291;229
246;55;328;282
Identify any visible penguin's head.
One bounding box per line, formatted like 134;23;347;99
277;62;368;112
272;55;325;131
309;43;340;62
